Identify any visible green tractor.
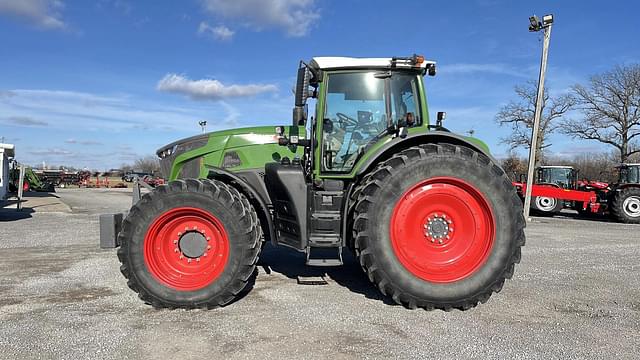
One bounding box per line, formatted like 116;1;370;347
106;55;525;310
8;161;55;193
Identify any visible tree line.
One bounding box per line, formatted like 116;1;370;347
496;63;640;169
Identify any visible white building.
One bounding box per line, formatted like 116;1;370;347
1;143;16;204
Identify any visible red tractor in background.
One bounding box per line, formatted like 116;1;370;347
513;166;603;215
513;164;640;224
609;163;640;223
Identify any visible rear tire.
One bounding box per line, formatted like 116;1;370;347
530;195;562;216
117;179;260;309
353;143;525;310
611;187;640;224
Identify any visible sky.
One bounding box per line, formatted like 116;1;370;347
0;0;639;170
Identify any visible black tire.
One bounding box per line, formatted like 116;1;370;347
45;183;56;192
117;179;260;309
352;143;525;310
530;195;562;216
610;187;640;224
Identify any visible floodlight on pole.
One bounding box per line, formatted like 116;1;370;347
198;120;207;133
523;14;553;221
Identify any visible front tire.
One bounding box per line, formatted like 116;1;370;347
353;143;525;310
611;187;640;224
117;179;260;309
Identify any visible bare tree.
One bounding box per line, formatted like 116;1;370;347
496;81;574;164
120;163;133;173
561;64;640;163
133;155;160;174
500;152;528;181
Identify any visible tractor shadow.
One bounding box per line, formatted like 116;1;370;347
538;210;619;224
257;244;397;306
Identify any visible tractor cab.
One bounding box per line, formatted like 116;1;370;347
279;55;440;175
536;166;577;189
618;163;640;184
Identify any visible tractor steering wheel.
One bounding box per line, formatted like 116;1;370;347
336;112;358;127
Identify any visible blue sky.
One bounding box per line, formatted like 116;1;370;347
0;0;638;170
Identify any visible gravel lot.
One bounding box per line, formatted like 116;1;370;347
1;188;639;359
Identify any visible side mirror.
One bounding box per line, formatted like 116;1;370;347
294;64;310;107
436;111;446;127
293;63;311;126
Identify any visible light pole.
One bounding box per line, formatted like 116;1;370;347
523;14;554;221
198;120;207;133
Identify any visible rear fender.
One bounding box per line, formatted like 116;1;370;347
356;131;498;177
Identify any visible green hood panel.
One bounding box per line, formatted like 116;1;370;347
166;126;305;180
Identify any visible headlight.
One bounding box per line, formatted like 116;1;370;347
158;145;178;159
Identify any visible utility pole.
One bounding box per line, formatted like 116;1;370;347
523;14;554;221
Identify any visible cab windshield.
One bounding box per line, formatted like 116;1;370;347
538;167;573;188
620;166;640;183
321;71;421;172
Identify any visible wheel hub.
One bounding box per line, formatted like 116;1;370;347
390;178;496;283
144;207;229;291
178;230;208;258
424;213;454;244
536;196;557;211
623;196;640;217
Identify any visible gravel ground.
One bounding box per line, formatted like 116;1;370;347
0;188;639;359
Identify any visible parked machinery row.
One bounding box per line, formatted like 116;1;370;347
513;164;640;223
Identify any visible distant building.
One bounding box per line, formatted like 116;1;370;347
1;143;16;204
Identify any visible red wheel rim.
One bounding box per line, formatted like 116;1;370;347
390;177;495;283
144;207;229;291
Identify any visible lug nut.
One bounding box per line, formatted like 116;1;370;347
174;248;179;253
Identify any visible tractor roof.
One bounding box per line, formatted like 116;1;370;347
539;165;574;169
310;56;435;71
0;143;15;157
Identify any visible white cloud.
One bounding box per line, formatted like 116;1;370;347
201;0;319;37
0;0;66;29
0;89;211;132
65;138;104;145
198;22;234;41
29;148;72;156
157;73;277;100
4;115;48;127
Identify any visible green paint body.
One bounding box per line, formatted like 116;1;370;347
163;71;490;182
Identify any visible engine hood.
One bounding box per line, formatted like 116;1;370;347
156;126;280;156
